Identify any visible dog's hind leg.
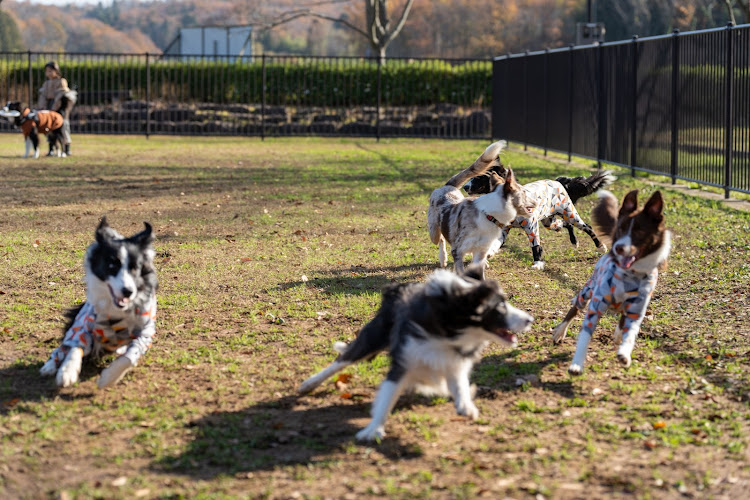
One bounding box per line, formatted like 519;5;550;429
24;137;32;158
552;305;579;344
438;236;448;268
451;248;466;275
568;305;604;375
298;314;390;394
565;206;607;253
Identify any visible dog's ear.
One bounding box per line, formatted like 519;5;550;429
620;190;639;217
643;191;664;221
502;168;519;194
95;217;111;245
130;222;154;248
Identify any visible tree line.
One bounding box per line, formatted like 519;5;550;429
1;0;748;57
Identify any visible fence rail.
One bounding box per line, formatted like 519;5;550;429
0;52;492;140
492;23;750;198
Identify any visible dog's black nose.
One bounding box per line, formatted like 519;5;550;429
122;287;134;298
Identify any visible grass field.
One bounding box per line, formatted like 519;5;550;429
0;135;749;499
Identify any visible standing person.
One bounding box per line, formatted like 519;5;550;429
38;61;76;156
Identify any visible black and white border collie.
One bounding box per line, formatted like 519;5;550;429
552;190;672;374
298;267;533;442
40;218;158;388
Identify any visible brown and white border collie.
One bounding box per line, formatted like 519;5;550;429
551;189;672;374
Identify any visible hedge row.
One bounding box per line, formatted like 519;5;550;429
0;57;492;107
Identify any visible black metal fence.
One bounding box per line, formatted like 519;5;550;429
0;52;491;140
493;24;750;198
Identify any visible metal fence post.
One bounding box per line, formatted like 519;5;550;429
145;53;151;139
543;48;549;156
630;35;639;177
670;29;680;184
724;23;734;199
597;42;605;170
261;53;266;141
523;49;529;151
376;56;382;142
27;50;32;106
567;44;574;162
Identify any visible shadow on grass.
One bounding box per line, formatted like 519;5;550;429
474;351;575;398
155;395;422;479
0;358;104;414
278;263;434;296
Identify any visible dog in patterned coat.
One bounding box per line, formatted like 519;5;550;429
40;218;158;388
497;179;608;270
551;189;672;374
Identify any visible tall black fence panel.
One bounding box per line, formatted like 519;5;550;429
732;27;749;194
570;48;599;159
492;24;750;197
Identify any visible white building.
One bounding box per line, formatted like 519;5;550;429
164;25;253;61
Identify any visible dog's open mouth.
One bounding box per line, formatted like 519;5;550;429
617;252;641;269
107;284;130;308
494;328;518;345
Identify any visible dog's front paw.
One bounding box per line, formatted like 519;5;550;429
597;244;608;253
552;322;569;344
356;425;385;443
98;356;133;389
568;363;583;375
531;261;545;271
56;348;83;388
456;401;479;420
616;352;632;368
40;359;57;377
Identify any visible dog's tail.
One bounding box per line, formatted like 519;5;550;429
446;140;507;188
591;190;619;246
556;170;616;205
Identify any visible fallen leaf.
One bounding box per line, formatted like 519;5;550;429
653;421;666;429
240;257;252;263
33;240;40;248
135;488;150;498
2;398;20;409
705;354;713;361
336;373;352;384
644;439;657;449
335;380;347;392
340;392;352;399
301;275;308;282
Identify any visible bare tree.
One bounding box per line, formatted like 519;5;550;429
265;0;415;62
720;0;750;23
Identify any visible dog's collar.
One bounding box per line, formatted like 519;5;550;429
484;212;505;228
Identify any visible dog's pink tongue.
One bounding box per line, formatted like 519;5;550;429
621;255;637;269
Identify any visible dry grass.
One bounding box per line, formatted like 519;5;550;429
0;134;749;499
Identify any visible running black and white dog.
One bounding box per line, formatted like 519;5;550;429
465;167;614;270
428;141;536;279
1;101;66;158
40;218;158;388
298;267;534;442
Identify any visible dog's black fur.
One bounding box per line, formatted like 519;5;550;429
298;266;533;441
464;166;615;247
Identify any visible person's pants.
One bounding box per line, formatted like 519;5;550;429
61;120;71;145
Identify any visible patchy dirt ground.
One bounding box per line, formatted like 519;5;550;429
0;136;749;499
